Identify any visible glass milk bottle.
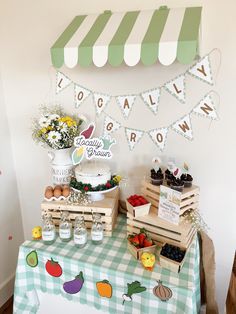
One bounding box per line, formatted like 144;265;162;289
42;213;56;245
59;211;72;242
74;216;87;248
91;213;103;245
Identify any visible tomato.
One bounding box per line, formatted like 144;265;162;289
45;258;62;277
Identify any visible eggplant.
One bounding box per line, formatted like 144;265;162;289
63;271;84;294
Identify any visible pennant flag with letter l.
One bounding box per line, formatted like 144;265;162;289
93;93;111;115
56;71;72;94
188;55;213;85
116;95;136;119
103;115;121;135
125;127;144;151
148;127;168;152
74;84;91;108
172;114;193;140
140;88;161;115
164;74;186;104
193;93;218;120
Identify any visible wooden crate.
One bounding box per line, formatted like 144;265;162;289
141;180;199;216
127;241;158;260
41;188;119;237
159;243;188;273
126;200;151;217
127;207;196;248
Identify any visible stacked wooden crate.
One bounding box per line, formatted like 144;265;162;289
41;188;119;237
127;181;200;249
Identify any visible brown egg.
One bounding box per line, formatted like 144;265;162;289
54;185;62;190
45;186;53;199
53;187;62;198
62;187;70;198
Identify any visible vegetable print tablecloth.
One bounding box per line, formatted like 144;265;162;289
14;215;200;314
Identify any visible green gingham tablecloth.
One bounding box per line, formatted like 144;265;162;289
14;214;200;314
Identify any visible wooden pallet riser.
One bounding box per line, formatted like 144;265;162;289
41;189;119;237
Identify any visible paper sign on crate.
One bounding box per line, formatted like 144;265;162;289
158;185;181;225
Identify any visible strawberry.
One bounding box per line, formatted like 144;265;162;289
143;237;153;247
138;233;146;248
130;234;139;247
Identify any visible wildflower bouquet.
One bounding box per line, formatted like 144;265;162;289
32;105;83;149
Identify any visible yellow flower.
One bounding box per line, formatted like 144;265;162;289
47;126;53;131
41;128;47;134
113;175;122;183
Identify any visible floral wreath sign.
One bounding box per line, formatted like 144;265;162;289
72;123;116;165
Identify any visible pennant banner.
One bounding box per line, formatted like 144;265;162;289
56;72;71;94
172;114;193;141
188;55;213;85
116;95;136;119
93;93;111;115
125;128;144;151
103;115;121;135
164;74;186;104
148;128;168;152
192;93;218;120
140;88;160;115
74;84;91;108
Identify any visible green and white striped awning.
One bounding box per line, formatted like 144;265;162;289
51;6;202;68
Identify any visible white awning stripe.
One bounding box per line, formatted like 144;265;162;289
64;14;99;68
93;12;126;67
124;10;155;66
159;8;186;65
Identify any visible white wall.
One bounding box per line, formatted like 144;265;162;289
0;71;24;306
1;0;236;312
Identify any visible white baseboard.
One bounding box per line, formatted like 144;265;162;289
0;273;15;307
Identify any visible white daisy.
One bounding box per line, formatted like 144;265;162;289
48;131;61;144
48;114;60;121
39;116;50;128
58;121;68;133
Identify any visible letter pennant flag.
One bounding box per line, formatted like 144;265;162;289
140;88;161;115
74;84;91;108
125;128;144;151
164;74;186;104
116;95;136;119
188;55;213;85
103;115;121;135
172;114;193;140
56;72;71;94
148;127;168;152
93;93;111;115
192;93;218;120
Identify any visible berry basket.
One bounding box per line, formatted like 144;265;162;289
126;195;151;218
159;243;188;273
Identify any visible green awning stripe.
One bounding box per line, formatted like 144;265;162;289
177;7;202;64
108;11;140;66
78;12;112;67
140;8;169;66
51;16;86;68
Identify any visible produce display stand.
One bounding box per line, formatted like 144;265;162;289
41;188;119;237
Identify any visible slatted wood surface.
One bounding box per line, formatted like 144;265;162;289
141;180;199;215
41;188;119;237
127;207;196;248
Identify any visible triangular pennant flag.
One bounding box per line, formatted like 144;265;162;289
148;127;168;152
164;74;186;104
103;115;121;135
172;114;193;140
74;84;91;108
140;88;161;115
116;95;136;119
188;55;213;85
93;93;111;115
125;128;144;151
56;72;71;94
193;93;219;120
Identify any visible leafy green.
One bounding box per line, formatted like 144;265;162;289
127;281;146;297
